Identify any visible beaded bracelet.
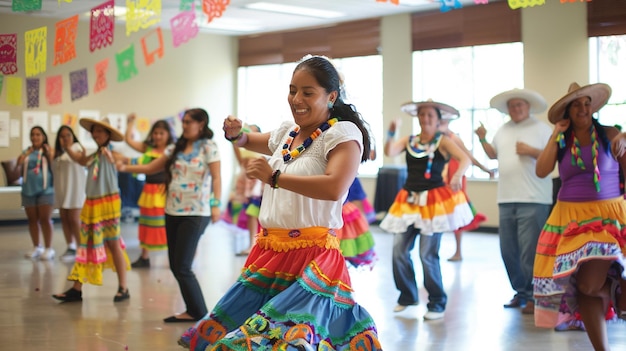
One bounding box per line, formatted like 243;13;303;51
479;138;487;143
209;198;221;207
270;169;281;189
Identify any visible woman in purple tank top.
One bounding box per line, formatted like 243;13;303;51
534;82;626;350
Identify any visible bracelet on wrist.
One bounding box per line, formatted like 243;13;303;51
209;198;221;208
224;131;243;142
235;133;248;147
270;169;281;189
555;132;565;149
479;138;487;143
387;130;396;139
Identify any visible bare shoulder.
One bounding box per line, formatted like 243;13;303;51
603;125;620;140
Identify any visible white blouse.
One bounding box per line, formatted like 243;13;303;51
258;120;363;229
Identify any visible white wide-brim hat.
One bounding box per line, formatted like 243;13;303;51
400;99;460;120
79;117;124;142
547;82;611;124
490;88;547;115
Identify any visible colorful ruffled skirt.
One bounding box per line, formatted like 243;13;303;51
179;227;382;351
137;183;167;251
455;193;487;233
379;186;474;235
347;178;376;224
68;193;130;285
533;197;626;328
337;202;376;269
221;197;261;231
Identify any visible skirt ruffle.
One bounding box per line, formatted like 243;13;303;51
69;193;130;285
533;197;626;328
137;183;167;250
379;187;474;235
337;202;376;269
221;197;261;231
455;193;487;233
181;227;381;351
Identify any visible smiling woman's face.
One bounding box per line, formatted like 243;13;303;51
91;125;110;146
288;69;336;131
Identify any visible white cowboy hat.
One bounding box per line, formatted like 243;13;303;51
400;99;460;120
547;82;611;124
79;117;124;142
490;88;547;115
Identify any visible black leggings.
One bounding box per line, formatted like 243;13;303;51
165;214;210;319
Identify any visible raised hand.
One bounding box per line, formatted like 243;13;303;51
223;115;243;139
475;122;487;140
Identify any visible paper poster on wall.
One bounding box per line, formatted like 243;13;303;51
107;113;127;135
63;113;77;129
22;111;48;150
0;112;9;147
107;112;127;150
50;114;61;133
78;110;100;150
10;119;19;138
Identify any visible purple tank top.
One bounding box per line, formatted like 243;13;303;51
558;142;621;201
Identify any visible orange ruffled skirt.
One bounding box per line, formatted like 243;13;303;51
379;186;474;235
533;197;626;328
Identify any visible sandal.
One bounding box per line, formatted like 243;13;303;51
52;287;82;302
114;287;130;302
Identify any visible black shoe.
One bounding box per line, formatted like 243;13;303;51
163;315;199;323
114;287;130;302
131;257;150;268
52;288;82;302
503;296;526;308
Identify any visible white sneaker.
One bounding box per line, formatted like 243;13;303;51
424;310;445;320
25;246;44;259
393;305;408;312
40;248;56;261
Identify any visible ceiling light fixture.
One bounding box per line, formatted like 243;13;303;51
197;18;265;33
244;2;344;19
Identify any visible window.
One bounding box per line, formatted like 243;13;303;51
237;55;384;176
589;35;626;130
412;42;524;178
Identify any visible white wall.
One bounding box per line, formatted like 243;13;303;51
0;13;239;207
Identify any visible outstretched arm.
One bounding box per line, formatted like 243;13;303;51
224;115;271;156
448;132;493;177
384;119;407;157
117;153;168;175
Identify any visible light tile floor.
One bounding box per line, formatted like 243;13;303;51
1;220;625;350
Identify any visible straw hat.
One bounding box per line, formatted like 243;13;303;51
400;99;460;120
489;88;547;115
79;117;124;142
547;82;611;124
